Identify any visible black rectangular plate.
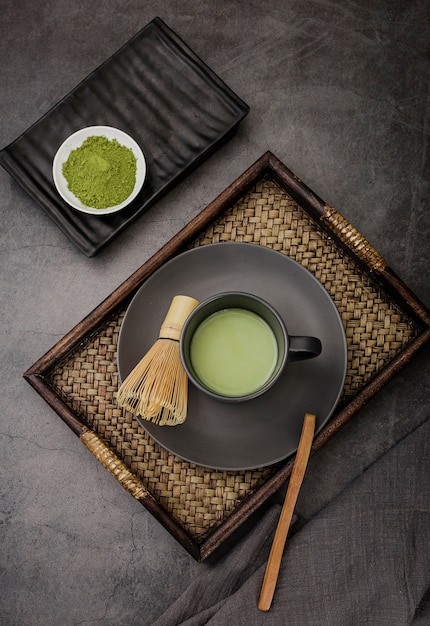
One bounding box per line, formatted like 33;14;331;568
0;17;249;256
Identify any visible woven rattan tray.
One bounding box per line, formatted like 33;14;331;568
24;152;430;561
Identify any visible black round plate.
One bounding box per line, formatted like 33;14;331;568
117;243;347;470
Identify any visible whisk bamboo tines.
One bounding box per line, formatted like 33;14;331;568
117;295;199;426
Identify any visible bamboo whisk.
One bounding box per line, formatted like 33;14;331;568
117;295;199;426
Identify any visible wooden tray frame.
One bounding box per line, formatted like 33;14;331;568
24;151;430;561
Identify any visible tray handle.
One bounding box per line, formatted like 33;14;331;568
80;427;149;500
322;205;386;271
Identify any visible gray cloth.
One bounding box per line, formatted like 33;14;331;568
154;418;430;625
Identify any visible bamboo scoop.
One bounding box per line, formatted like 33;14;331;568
117;295;199;426
258;412;316;611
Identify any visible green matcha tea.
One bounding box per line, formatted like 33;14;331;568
62;135;137;209
189;308;278;397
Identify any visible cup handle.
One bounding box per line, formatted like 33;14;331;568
288;336;322;361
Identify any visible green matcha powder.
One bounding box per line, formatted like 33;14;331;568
62;135;137;209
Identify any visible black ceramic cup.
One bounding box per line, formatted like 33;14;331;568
180;292;322;402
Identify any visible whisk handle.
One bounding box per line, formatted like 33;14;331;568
159;295;200;341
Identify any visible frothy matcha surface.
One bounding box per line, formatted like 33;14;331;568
189;308;278;396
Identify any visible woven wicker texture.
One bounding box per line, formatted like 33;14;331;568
49;178;418;540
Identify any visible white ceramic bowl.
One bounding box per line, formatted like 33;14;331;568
52;126;146;215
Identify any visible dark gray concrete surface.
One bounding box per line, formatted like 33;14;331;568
1;1;429;624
